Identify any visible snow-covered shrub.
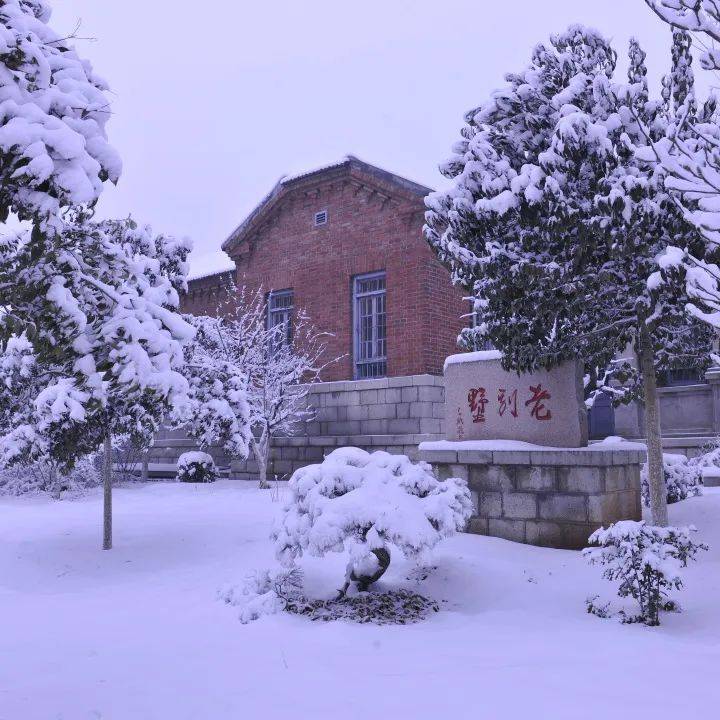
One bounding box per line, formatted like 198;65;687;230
219;568;303;624
583;521;707;626
640;453;702;506
689;435;720;472
177;452;217;484
0;455;101;497
274;447;472;595
220;566;438;625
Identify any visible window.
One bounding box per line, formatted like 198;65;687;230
314;210;328;226
353;272;386;379
267;289;294;347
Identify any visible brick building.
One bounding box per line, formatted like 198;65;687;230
181;155;466;382
150;157;469;478
153;155;719;477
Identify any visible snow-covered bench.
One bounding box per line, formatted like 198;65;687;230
113;462;177;478
112;462;231;479
702;467;720;488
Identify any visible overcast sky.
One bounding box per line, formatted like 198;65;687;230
49;1;707;277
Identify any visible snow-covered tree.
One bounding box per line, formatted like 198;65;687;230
584;520;707;625
635;4;720;335
425;26;712;527
274;447;472;596
244;300;334;489
0;1;121;228
0;213;194;548
181;287;335;488
0;2;142;549
181;312;253;463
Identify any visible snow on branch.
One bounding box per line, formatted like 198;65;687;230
0;0;121;227
0;212;193;469
645;1;720;70
178;285;342;483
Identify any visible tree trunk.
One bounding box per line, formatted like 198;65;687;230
351;547;391;591
638;322;669;527
141;453;149;482
103;434;113;550
48;463;61;500
254;431;270;489
338;548;392;598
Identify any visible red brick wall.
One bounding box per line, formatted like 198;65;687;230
181;270;236;317
181;169;467;381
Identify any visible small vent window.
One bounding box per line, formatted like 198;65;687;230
314;210;328;226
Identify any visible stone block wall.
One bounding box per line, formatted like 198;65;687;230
148;372;715;482
147;374;445;479
615;368;720;442
421;445;644;550
229;434;431;480
303;374;445;437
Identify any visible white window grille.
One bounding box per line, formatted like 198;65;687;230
267;289;294;348
314;210;328;226
353;272;386;379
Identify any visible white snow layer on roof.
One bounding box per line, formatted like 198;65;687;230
279;156;355;185
187;252;235;281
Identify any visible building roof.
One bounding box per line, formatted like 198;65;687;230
187;262;236;283
221;155;433;254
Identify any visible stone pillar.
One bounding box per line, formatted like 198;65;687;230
705;367;720;434
613;401;643;439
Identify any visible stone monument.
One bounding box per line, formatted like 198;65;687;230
419;351;644;550
444;350;588;447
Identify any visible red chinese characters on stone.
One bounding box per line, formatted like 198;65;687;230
467;387;489;423
497;388;518;418
456;407;465;440
525;383;552;421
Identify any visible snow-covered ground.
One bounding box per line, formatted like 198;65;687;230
1;482;719;720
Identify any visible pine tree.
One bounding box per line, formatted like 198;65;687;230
640;4;720;336
0;1;121;227
669;27;696;119
0;4;194;548
0;213;194;548
425;26;712;527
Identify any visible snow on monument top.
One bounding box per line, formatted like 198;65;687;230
444;349;503;371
